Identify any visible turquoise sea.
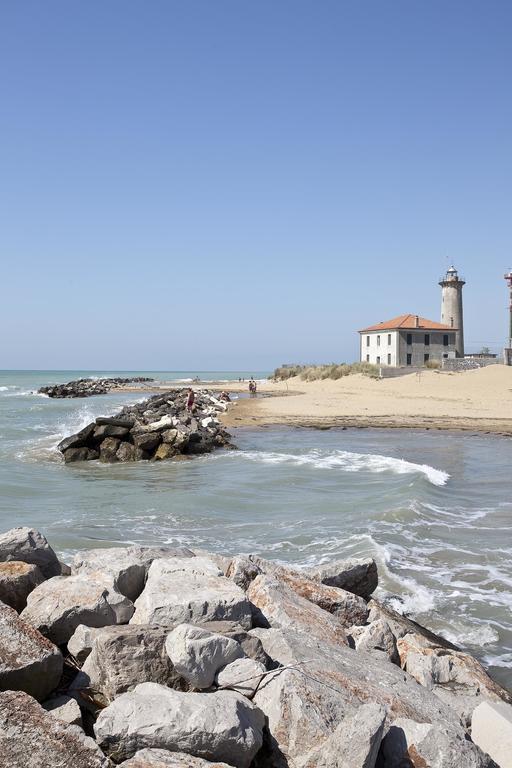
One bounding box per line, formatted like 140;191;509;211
1;370;511;690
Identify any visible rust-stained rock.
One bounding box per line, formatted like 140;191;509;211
251;627;491;768
0;560;44;612
120;750;233;767
0;602;63;701
0;690;110;767
397;631;512;724
247;574;348;647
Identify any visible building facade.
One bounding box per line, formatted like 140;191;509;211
359;314;457;367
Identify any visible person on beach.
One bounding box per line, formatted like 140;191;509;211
186;388;195;411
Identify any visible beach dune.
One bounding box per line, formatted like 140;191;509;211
221;366;512;434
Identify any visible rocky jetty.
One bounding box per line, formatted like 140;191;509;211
58;389;232;463
39;377;155;398
1;526;512;767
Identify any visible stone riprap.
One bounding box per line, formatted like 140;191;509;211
58;389;233;463
39;376;154;398
1;524;511;768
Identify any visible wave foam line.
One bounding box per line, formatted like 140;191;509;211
240;449;450;486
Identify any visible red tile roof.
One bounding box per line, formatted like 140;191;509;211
360;314;457;332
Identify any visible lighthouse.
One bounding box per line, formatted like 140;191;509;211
439;266;465;357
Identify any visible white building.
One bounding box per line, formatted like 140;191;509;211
359;314;457;367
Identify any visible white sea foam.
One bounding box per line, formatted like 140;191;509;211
240;449;449;486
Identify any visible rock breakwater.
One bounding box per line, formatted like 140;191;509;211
1;525;512;767
58;389;233;463
39;377;155;398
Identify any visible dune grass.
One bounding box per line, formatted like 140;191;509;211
272;362;380;381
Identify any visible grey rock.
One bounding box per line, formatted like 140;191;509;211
306;556;378;598
72;624;184;705
350;618;399;665
165;623;245;689
93;424;130;440
133;432;162;452
63;446;99;462
42;694;83;726
246;574;348;647
251;628;484;768
57;423;96;452
0;602;63;701
397;631;512;724
0;526;61;578
300;703;386;768
120;750;233;767
0;560;45;611
131;557;252;629
215;657;266;699
20;574;134;645
0;690;110;767
72;545;195;602
190;620;271;667
67;623;103;663
94;682;265;767
99;436;121;462
226;556;262;590
368;599;459;648
381;717;494;767
117;442;136;461
96;416;136;428
161;429;179;444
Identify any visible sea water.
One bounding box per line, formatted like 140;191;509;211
1;370;511;690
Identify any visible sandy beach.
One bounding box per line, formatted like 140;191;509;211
219;366;512;435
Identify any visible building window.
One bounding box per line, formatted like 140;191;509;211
424;334;430;346
443;353;448;359
443;334;449;346
377;335;380;346
387;334;391;345
406;353;412;366
376;356;380;364
406;333;412;345
366;336;370;347
387;354;391;365
366;354;370;362
424;353;429;362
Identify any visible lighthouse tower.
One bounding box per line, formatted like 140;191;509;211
439;266;465;357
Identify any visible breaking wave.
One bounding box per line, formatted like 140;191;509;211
239;449;450;486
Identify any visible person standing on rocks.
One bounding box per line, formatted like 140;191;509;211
186;388;195;412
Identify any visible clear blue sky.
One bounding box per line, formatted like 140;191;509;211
1;1;511;369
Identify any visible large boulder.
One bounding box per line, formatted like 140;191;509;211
0;602;63;701
20;574;134;645
397;631;512;724
306;557;378;598
471;700;512;768
72;545;195;601
0;690;110;768
251;628;489;768
165;623;245;689
94;682;265;768
380;718;495;768
0;526;61;578
231;556;368;627
298;703;386;768
131;557;252;629
246;574;348;647
0;560;44;611
71;624;184;705
120;749;232;767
